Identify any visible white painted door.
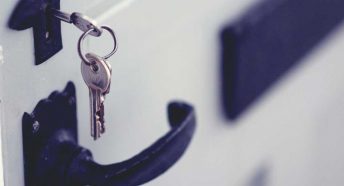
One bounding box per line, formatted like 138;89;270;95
1;0;344;185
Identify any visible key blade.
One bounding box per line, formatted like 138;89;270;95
98;97;106;134
89;88;101;140
49;8;73;23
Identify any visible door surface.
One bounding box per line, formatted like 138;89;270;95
1;0;344;185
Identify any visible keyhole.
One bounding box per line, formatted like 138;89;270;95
44;4;53;41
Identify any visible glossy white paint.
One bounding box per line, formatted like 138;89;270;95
1;0;344;185
0;45;4;186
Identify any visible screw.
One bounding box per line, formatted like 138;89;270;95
68;96;75;105
32;120;40;134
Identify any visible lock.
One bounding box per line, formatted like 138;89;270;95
8;0;103;65
8;0;62;65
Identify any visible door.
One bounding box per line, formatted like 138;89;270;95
1;0;344;185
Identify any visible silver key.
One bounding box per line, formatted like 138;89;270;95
85;53;112;134
81;53;111;140
99;59;112;133
49;8;102;36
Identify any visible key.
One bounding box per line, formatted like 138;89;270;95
84;53;112;134
49;8;102;36
81;54;110;139
81;53;111;140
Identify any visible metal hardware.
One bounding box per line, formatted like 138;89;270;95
8;0;62;65
78;26;118;66
221;0;344;119
78;25;116;140
81;53;111;140
49;8;103;37
8;0;104;65
22;82;196;186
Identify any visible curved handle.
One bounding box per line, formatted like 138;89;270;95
67;102;196;186
22;82;196;186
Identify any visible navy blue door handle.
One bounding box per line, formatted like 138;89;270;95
22;82;196;186
221;0;344;119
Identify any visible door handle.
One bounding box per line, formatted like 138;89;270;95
221;0;344;119
22;82;196;186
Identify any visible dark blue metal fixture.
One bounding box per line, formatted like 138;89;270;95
8;0;62;65
221;0;344;119
22;82;196;186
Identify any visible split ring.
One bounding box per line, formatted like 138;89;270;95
78;26;118;65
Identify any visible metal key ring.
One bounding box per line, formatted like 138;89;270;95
78;26;118;65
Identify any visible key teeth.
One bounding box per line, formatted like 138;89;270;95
95;108;105;135
100;123;105;134
96;120;102;138
98;101;105;128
